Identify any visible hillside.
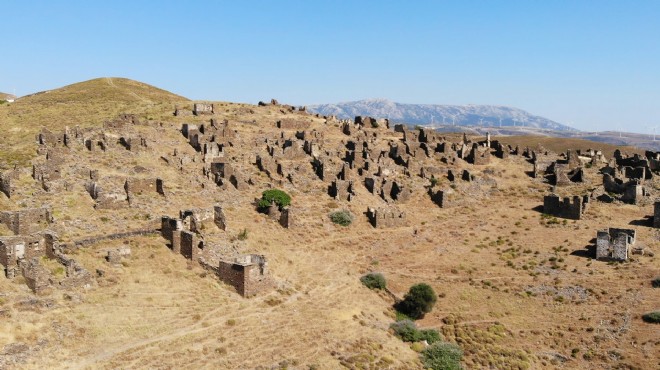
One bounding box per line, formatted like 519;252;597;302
0;78;189;168
0;79;658;369
308;98;574;131
0;92;16;101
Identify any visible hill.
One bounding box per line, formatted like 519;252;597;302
0;78;658;369
308;98;574;131
0;78;189;168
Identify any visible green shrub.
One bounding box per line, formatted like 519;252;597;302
419;329;441;344
420;342;463;370
390;320;421;342
652;277;660;288
329;210;353;226
397;283;437;320
390;320;442;344
257;189;291;210
430;177;439;188
641;311;660;324
360;273;386;290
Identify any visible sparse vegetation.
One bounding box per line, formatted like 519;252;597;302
360;273;386;290
237;228;248;240
420;342;463;370
329;210;353;226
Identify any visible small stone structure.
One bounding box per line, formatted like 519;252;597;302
543;194;588;220
193;103;214;115
217;254;271;297
654;200;660;228
596;228;636;261
367;207;407;228
429;188;444;208
0;207;53;235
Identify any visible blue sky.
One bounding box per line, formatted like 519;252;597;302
1;1;659;133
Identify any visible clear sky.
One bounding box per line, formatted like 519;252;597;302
1;1;659;133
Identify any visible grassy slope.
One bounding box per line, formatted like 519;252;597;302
0;78;189;168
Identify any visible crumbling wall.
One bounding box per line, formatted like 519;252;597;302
0;207;53;235
543;195;587;220
329;180;354;201
429;189;444;208
0;171;16;198
124;178;165;198
279;207;294;228
367;207;407;228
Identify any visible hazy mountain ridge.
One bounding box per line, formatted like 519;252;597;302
308;98;575;131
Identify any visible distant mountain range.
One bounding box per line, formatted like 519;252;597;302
308;98;575;132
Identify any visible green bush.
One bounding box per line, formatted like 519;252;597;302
360;273;386;290
652;277;660;288
642;311;660;324
390;320;442;344
390;320;420;342
397;283;437;320
329;210;353;226
420;342;463;370
257;189;291;210
430;177;439;188
419;329;441;344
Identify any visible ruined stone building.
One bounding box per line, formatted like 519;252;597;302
543;194;588;220
596;228;636;261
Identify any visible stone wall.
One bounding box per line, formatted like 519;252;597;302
124;178;165;198
0;171;16;198
543;195;587;220
193;103;214;115
0;207;53;235
367;207;406;228
429;189;444;208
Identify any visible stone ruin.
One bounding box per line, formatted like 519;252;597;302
1;224;91;293
596;228;636;261
0;170;17;198
217;254;271;297
0;207;53;236
654;200;660;228
329;180;355;201
543;194;588;220
602;174;647;204
160;207;272;297
265;203;295;229
366;207;407;228
428;188;444;208
193;103;214;116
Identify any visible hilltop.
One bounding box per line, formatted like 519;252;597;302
308;98;574;131
0;78;189;168
0;78;658;369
